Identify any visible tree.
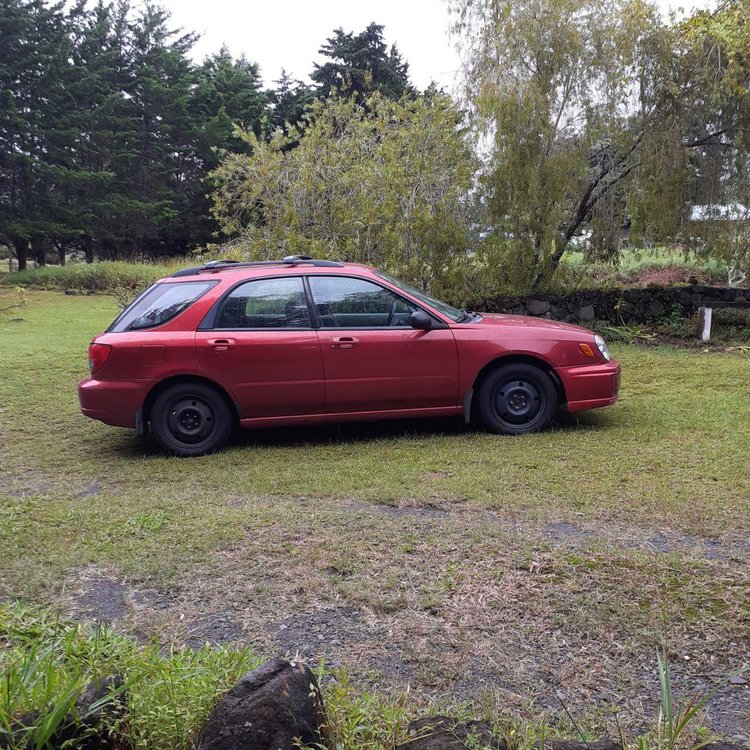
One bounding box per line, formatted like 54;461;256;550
268;70;316;132
0;0;79;269
311;23;414;102
189;47;269;245
661;0;749;281
451;0;670;290
65;0;137;263
451;0;750;290
211;93;476;293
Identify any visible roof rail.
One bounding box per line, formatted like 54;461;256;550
170;256;344;277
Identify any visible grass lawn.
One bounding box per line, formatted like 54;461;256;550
0;290;748;745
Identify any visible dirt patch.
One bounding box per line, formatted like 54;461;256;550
74;481;102;498
633;267;698;286
73;570;129;624
185;613;244;648
274;607;370;658
0;472;51;497
544;522;596;543
634;335;749;353
65;566;174;626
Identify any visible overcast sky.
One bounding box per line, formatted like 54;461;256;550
156;0;712;93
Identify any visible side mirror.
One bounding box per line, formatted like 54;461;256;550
409;310;434;330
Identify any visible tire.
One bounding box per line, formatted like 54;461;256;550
476;363;557;435
150;382;233;456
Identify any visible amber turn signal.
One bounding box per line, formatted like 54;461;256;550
579;343;595;358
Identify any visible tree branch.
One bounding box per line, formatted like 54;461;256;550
681;128;728;148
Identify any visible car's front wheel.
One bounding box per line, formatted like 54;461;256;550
476;363;557;435
150;382;232;456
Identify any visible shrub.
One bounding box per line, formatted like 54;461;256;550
0;262;181;294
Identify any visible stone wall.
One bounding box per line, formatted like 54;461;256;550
467;285;750;324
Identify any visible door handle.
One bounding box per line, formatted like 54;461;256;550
331;336;359;349
207;338;235;352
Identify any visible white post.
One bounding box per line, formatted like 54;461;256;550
698;307;712;341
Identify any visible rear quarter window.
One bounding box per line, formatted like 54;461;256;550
109;281;218;332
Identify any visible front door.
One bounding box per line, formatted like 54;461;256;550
196;276;325;418
307;275;459;414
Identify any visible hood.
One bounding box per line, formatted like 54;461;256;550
466;312;592;335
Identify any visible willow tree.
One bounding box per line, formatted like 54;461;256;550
210;93;476;293
451;0;669;289
675;0;750;284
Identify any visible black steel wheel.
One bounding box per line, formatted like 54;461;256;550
151;382;232;456
477;363;557;435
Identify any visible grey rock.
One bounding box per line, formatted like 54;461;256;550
647;300;665;317
9;675;125;750
527;299;551;315
578;305;595;322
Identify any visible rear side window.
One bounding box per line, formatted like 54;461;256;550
214;277;311;329
109;281;217;332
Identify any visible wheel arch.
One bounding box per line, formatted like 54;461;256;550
143;375;240;426
466;354;566;422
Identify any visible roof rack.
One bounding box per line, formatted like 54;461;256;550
170;255;344;277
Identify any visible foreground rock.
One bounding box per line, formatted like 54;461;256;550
396;716;506;750
196;658;328;750
7;675;125;750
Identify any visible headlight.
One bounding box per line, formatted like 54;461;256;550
594;335;611;361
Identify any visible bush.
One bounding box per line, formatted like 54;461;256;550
0;262;182;294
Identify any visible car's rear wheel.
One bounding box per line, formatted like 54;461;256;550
477;363;557;435
150;382;232;456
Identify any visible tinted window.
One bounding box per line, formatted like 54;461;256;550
216;277;310;328
110;281;217;332
309;276;416;328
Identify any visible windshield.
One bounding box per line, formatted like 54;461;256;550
109;281;217;332
376;272;469;322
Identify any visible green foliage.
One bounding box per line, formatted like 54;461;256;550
211;93;477;292
451;0;662;290
0;602;260;750
1;261;178;294
311;23;414;102
450;0;750;291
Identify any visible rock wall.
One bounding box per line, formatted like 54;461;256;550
467;285;750;324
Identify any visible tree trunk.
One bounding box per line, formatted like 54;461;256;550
34;241;45;267
57;243;66;266
13;237;28;271
84;235;94;263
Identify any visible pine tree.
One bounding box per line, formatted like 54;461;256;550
311;23;414;102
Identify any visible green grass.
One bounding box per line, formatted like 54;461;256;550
1;290;748;745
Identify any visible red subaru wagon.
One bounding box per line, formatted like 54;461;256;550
79;256;620;456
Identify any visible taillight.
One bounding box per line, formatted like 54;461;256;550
88;343;112;374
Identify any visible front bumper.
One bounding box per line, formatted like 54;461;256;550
78;377;151;428
557;359;621;413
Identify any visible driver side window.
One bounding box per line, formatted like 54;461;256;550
308;276;416;328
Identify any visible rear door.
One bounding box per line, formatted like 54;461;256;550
196;276;325;418
308;275;459;414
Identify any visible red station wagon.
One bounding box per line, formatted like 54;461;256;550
79;256;620;456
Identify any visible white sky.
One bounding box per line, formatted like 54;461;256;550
157;0;713;93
